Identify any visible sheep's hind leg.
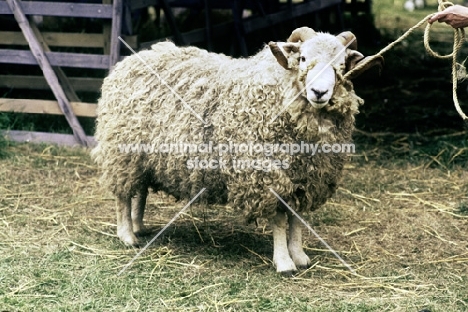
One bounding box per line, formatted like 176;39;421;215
116;195;139;246
132;187;148;236
287;213;311;269
271;211;297;275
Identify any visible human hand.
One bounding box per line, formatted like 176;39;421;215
428;4;468;28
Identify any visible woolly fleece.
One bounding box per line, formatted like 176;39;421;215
92;40;364;222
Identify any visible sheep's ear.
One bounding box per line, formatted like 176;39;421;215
268;42;300;70
345;50;364;72
346;50;384;79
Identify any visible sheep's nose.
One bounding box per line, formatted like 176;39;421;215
311;88;327;100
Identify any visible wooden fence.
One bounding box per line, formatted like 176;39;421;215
0;0;128;147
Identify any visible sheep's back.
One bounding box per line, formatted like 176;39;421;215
92;42;292;200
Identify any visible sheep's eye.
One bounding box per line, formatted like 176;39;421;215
300;56;306;62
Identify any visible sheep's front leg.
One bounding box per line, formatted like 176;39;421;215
271;211;297;275
288;213;311;269
131;188;148;236
116;195;139;246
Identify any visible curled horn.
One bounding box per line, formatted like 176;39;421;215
336;31;358;50
268;42;289;69
287;27;317;42
345;55;385;80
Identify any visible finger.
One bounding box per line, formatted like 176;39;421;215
429;13;442;23
432;15;447;24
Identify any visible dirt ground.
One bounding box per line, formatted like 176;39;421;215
1;1;468;311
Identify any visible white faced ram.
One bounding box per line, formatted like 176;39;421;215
92;27;383;275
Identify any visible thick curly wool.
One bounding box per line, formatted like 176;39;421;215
92;40;363;222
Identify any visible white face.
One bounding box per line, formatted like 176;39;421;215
298;36;347;109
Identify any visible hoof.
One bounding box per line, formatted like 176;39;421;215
118;230;140;247
128;240;141;247
279;270;296;277
290;251;311;269
121;237;140;247
274;259;297;276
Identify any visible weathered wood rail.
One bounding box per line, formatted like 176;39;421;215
0;0;127;146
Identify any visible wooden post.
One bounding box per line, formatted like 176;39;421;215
6;0;89;146
231;0;247;56
109;0;123;69
103;0;111;55
203;0;212;51
159;0;185;45
28;17;81;103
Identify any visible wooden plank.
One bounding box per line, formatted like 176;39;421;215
0;98;97;118
0;31;138;49
29;18;81;103
6;0;89;146
0;1;113;18
0;75;103;92
0;31;105;48
0;49;111;69
109;0;123;68
1;130;96;147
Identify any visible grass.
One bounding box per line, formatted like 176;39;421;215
1;1;468;311
0;134;467;311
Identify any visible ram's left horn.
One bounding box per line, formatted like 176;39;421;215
287;27;317;43
346;55;385;79
336;31;358;50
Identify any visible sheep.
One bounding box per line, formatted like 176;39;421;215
91;27;383;274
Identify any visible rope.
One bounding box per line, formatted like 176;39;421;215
343;0;468;124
